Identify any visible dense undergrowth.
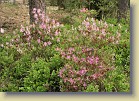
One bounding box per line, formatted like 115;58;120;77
0;6;130;92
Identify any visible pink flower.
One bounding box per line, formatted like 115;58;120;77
95;57;99;64
34;14;38;19
55;30;59;36
38;31;42;35
83;21;90;27
80;58;85;62
37;39;41;43
26;36;31;41
52;19;56;24
78;69;87;76
33;8;37;11
83;82;87;87
43;42;47;47
98;65;103;68
92;73;101;79
55;47;61;51
40;23;46;29
73;86;77;89
20;25;24;32
72;55;79;63
69;78;74;85
87;57;94;64
66;55;71;60
56;22;60;26
80;8;88;12
37;9;41;14
32;8;37;13
59;69;65;78
39;12;45;20
77;77;81;81
68;47;75;52
47;41;52;45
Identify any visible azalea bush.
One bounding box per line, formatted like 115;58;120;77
56;16;126;92
0;8;130;92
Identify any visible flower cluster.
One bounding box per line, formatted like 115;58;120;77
57;47;113;91
3;8;62;54
80;8;88;13
79;18;121;45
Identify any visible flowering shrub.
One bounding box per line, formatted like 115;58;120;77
2;8;61;56
0;8;129;92
56;16;123;91
58;47;113;91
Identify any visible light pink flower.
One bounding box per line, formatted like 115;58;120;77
98;65;103;68
102;29;106;34
43;42;47;47
34;13;38;19
72;55;79;63
95;57;99;64
83;21;90;27
83;82;87;87
37;9;41;14
55;30;59;36
69;78;74;85
80;8;88;12
59;68;65;78
40;23;46;29
78;69;87;76
20;25;24;32
32;8;37;13
52;19;56;24
33;8;37;11
47;41;52;45
38;31;42;35
66;55;71;60
56;22;60;26
0;28;4;33
87;57;94;64
92;73;101;79
37;39;41;43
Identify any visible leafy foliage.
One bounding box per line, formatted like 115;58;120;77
0;7;130;92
